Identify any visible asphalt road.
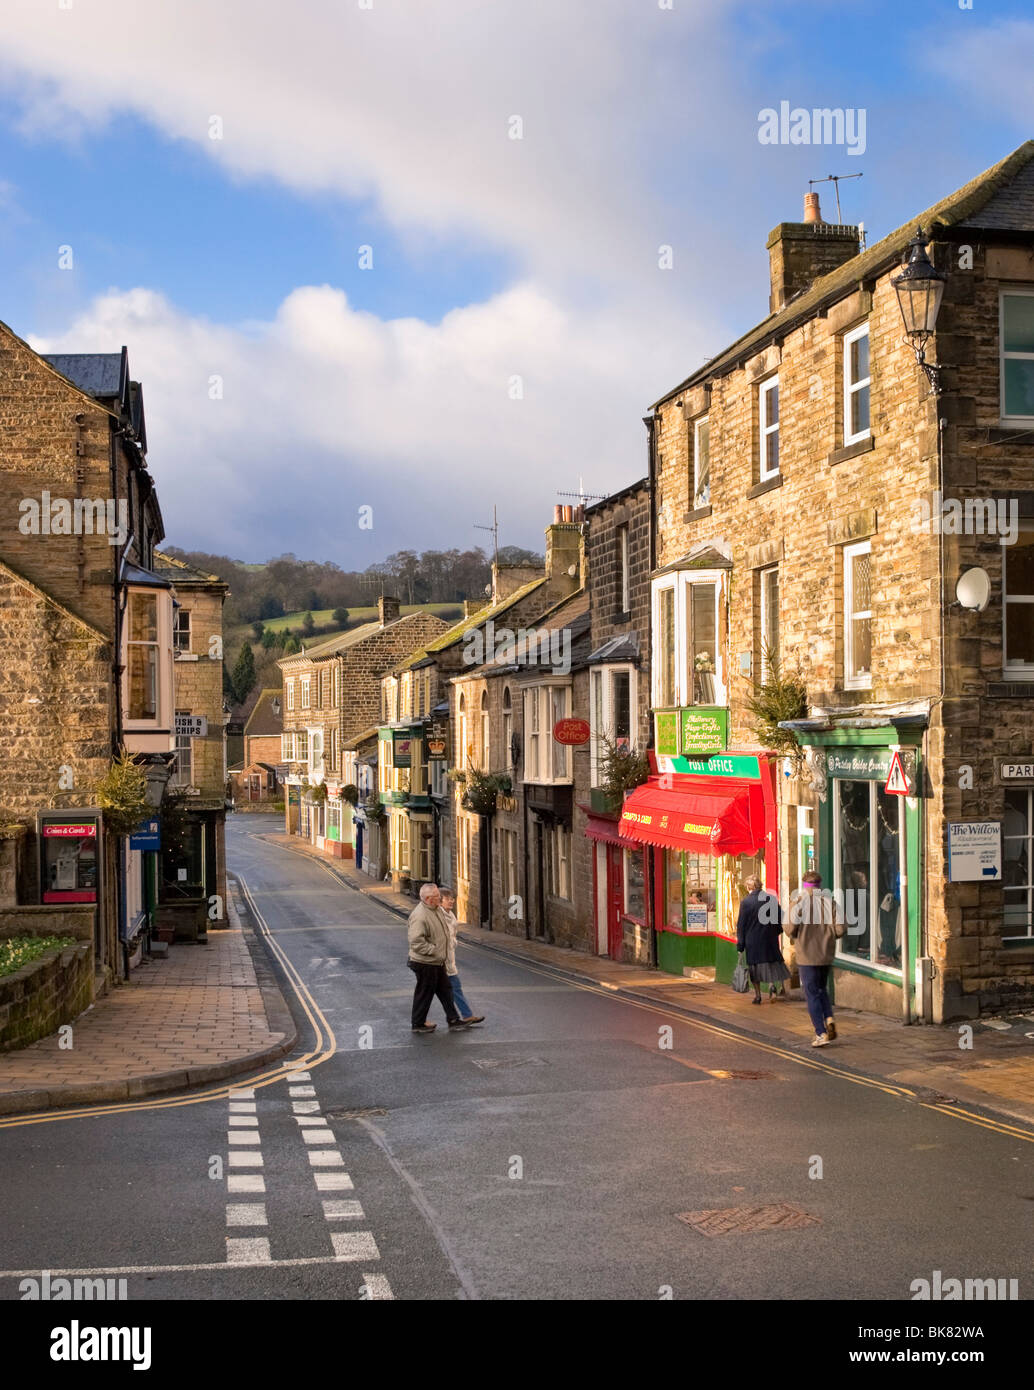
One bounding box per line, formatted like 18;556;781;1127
1;812;1032;1303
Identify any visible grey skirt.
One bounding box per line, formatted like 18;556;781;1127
749;959;790;984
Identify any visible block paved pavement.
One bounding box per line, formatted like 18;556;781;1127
0;890;294;1113
263;828;1034;1131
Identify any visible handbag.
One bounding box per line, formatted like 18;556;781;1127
731;953;751;994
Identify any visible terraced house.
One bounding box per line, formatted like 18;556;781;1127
624;141;1034;1022
279;597;447;859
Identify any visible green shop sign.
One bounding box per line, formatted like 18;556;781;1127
655;710;678;757
681;707;728;755
672;753;761;780
825;749;893;780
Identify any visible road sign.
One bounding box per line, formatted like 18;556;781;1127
947;822;1001;882
884;750;911;795
129;819;161;852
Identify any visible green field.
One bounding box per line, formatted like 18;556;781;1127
228;602;463;647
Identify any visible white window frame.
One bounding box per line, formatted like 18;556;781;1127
759;565;779;684
650;571;726;708
173;607;191;654
522;683;571;785
623;845;647;923
171;709;193;788
480;691;490;771
300;676;311;710
693;415;710;509
281;731;294;762
618;523;630;612
286;679;295;712
546;824;572;901
458;694;469;771
843;322;871;446
1004;520;1034;678
295;729;309;765
590;664;637;787
1001;288;1034;423
843;540;872;691
502;687;513;769
759;376;780;480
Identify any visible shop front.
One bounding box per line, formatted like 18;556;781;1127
787;724;923;1019
619;750;779;981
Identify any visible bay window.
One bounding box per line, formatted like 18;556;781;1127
590;665;635;786
523;685;571;783
127;591;159;721
651;572;725;708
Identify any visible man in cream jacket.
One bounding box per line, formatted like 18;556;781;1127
407;883;469;1034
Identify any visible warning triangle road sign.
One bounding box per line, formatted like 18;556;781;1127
884;751;910;795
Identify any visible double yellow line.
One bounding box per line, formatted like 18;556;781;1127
0;876;336;1131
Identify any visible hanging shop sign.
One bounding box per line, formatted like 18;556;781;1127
680;707;729;756
174;714;207;738
553;718;591;746
129;818;161;852
947;822;1002;882
427;721;448;759
391;731;412;768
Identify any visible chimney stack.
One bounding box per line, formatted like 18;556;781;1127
378;594;401;626
767;193;860;314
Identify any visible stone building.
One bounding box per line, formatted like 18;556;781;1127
0;330;174;985
231;687;283;804
624;140;1034;1021
154;552;229;929
582;478;654;963
279;597;448;856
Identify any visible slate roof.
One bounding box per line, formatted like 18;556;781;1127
588;632;640;664
154;550;227;588
653;140;1034;409
42;351;125;400
244;689;283;737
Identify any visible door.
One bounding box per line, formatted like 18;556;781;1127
606;844;624;960
595;843;608;953
355;822;363;871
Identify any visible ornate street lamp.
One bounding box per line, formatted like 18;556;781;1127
892;226;947;393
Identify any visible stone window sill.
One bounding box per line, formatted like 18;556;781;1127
988;683;1034;697
748;474;783;500
828;435;875;466
683;504;713;523
1001;942;1034;963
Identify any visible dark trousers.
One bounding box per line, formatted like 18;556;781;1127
799;963;833;1036
409;960;458;1026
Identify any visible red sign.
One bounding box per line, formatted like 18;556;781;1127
43;824;96;838
553;718;591;746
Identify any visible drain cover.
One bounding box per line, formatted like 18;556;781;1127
676;1203;820;1236
471;1056;544;1070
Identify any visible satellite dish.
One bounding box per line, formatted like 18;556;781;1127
956;567;991;612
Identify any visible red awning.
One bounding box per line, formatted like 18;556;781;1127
619;779;764;856
583;813;634;848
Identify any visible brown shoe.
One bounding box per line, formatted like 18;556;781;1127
412;1023;436;1034
825;1017;837;1040
462;1015;485;1026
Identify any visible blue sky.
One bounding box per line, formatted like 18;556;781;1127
0;0;1031;563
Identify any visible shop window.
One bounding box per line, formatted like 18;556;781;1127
590;665;635;786
1004;522;1034;675
171;709;193;788
663;849;716;931
833;779;902;969
655;585;676;706
843;541;872;689
501;829;519;904
843;323;871;445
623;847;646;922
1003;788;1034;939
1001;290;1034;421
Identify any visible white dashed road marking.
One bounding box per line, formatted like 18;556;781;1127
309;1150;346;1167
225;1238;272;1264
360;1274;394;1300
227;1174;266;1193
322;1200;363;1220
330;1232;380;1261
227;1205;268;1227
314;1173;355;1191
228;1152;265;1167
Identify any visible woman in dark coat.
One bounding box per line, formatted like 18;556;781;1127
736;874;790;1004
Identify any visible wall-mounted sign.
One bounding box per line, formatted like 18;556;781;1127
654;710;678;757
826;749;895;780
672;753;762;780
681;707;729;756
174;714;207;737
883;751;911;796
553;718;590;746
947;822;1001;882
1001;762;1034;781
685;906;709;932
129;819;161;852
42;823;97;838
427;721;448;759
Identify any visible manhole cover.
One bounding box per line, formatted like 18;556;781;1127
325;1108;387;1120
676;1203;820;1236
471;1057;545;1071
709;1069;778;1080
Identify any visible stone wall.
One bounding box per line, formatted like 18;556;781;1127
0;937;93;1050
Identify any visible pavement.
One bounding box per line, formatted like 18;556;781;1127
0;889;295;1115
261;827;1034;1132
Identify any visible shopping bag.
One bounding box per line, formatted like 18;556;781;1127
731;953;750;993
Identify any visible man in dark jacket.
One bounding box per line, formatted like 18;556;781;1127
736;874;789;1004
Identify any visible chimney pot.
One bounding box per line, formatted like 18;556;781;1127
553;505;563;524
804;192;822;224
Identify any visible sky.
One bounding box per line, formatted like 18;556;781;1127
0;0;1032;565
